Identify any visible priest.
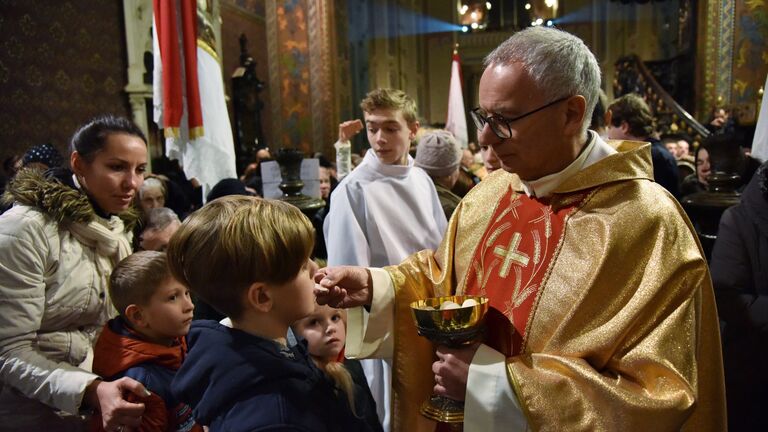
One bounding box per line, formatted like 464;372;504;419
315;27;726;432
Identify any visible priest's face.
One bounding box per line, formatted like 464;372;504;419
364;108;418;165
477;63;579;181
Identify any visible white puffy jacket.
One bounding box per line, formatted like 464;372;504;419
0;169;135;428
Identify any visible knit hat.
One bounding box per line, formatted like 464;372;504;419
22;143;63;169
415;130;462;177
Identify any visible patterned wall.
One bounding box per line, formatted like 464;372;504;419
268;0;313;153
0;0;129;164
732;0;767;104
701;0;767;120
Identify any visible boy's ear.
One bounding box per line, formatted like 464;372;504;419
124;304;146;328
245;282;273;313
408;121;420;140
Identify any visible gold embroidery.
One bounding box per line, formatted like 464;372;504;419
486;222;511;248
495;195;523;223
494;232;530;278
530;206;554;239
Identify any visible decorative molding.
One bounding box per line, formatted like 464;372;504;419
308;0;327;153
702;0;719;113
716;0;735;105
266;0;282;149
122;0;153;140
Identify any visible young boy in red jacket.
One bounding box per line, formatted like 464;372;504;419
90;251;200;432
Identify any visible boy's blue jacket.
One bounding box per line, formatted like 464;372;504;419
172;320;372;431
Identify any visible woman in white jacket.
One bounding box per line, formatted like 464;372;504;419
0;115;150;431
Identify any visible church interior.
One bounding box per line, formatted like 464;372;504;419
1;1;768;431
1;0;765;167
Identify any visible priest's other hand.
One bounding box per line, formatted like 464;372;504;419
433;344;480;401
314;266;373;308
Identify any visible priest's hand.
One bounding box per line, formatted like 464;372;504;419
433;344;480;401
314;266;373;308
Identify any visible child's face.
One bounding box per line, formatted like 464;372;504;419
137;277;194;345
293;304;346;362
364;108;417;165
272;258;317;325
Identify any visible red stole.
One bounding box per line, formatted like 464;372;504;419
463;188;585;356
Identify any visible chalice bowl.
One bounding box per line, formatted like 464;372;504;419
410;295;489;424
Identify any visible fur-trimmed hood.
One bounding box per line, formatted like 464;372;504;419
2;168;139;231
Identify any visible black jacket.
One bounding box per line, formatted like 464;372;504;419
649;139;680;199
710;161;768;431
172;321;372;432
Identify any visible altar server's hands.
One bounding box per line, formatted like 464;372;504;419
433;344;480;401
314;266;373;308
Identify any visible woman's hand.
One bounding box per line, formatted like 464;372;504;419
85;377;149;431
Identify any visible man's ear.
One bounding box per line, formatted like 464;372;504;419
124;304;146;328
563;95;586;135
245;282;273;313
620;121;631;135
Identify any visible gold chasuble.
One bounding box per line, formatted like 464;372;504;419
383;142;726;431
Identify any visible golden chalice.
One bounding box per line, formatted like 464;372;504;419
410;295;489;424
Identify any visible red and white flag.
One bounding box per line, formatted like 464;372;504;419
445;51;468;149
152;0;236;199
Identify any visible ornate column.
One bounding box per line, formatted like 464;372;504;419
266;0;339;155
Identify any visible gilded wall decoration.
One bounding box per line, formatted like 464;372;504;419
732;0;768;103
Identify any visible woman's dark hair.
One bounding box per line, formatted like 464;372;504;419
70;115;147;162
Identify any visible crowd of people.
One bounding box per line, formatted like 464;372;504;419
0;26;765;432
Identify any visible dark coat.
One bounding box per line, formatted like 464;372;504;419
172;321;371;432
710;161;768;431
649;138;680;199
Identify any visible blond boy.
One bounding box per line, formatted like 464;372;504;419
166;196;370;431
324;89;447;431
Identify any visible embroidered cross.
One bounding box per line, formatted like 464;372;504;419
493;232;530;278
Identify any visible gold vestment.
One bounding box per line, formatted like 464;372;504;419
378;142;726;431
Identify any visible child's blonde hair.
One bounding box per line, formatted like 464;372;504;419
360;88;418;125
109;251;172;316
167;196;314;320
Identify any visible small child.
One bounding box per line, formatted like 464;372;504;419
91;251;200;432
167;196;371;431
292;304;384;432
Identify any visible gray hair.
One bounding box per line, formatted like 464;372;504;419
484;27;601;134
139;177;166;200
144;207;180;231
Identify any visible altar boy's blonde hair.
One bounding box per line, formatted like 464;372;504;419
167;196;314;320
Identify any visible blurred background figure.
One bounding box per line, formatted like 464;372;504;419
206;177;252;203
681;140;711;198
138;207;180;251
708;107;737;136
138;176;167;215
480;145;502;177
607;93;680;199
415;130;463;219
21;143;63;171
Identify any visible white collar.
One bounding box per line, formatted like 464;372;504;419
520;131;616;198
361;150;414;178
